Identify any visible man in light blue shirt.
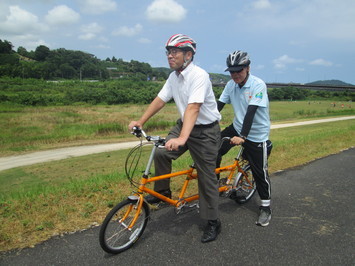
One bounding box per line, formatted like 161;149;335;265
217;50;273;227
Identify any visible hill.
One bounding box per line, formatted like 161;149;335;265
306;79;354;86
209;73;231;84
152;67;231;84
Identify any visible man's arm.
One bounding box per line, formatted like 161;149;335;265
217;100;225;112
240;105;258;138
165;103;201;151
128;96;166;130
230;105;258;145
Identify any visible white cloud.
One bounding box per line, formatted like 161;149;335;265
95;44;110;49
138;38;152;44
81;22;103;34
146;0;187;23
79;33;96;40
79;22;103;40
0;6;47;35
112;24;142;37
10;34;49;51
45;5;80;26
252;0;271;9
244;0;355;41
79;0;117;15
309;58;333;67
273;55;303;69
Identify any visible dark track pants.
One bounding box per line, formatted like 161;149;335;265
216;124;272;202
154;120;221;220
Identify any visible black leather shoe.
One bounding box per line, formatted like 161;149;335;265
201;219;221;243
145;189;171;204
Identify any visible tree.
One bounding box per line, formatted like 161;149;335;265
17;46;30;57
60;63;76;78
35;45;50;61
0;39;13;54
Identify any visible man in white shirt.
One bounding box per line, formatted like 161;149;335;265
129;34;222;243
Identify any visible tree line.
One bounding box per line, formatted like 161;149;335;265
1;39;353;106
0;77;353;106
0;39;168;81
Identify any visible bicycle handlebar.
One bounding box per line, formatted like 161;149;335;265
131;127;147;138
131;127;165;146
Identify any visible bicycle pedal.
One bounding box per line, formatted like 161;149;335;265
175;202;199;214
218;177;228;186
228;189;237;200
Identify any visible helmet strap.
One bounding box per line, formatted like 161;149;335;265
177;53;192;72
238;72;249;88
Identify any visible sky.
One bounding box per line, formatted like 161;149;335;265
1;0;355;84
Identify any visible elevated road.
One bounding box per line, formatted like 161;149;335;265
212;82;355;92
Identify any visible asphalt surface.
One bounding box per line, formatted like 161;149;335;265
1;116;354;171
1;147;354;265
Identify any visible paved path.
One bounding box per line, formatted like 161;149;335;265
1;116;354;172
1;148;354;265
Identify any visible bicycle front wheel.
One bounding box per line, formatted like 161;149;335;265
231;165;256;204
99;198;150;254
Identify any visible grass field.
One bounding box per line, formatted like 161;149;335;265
0;100;353;156
0;100;354;252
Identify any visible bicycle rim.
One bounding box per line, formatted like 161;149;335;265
233;165;256;203
99;199;150;254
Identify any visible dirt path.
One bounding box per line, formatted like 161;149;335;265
1;116;354;171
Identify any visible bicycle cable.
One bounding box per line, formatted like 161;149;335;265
124;137;153;187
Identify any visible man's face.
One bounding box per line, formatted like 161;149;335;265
166;48;192;70
230;66;250;84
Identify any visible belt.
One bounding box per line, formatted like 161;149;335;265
194;120;219;128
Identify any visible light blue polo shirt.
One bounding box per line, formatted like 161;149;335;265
219;74;270;142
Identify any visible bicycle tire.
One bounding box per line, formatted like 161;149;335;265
99;198;150;254
231;165;256;204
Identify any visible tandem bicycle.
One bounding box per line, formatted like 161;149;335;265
99;127;256;254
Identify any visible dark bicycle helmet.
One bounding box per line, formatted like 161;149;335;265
165;34;196;54
225;50;250;72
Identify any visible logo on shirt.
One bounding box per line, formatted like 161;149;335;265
255;92;263;99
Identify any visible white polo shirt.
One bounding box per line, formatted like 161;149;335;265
219;74;270;142
158;62;221;125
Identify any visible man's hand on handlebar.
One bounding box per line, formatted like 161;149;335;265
165;137;185;151
128;121;143;131
230;136;245;146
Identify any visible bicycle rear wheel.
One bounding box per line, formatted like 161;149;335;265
99;198;150;254
231;165;256;204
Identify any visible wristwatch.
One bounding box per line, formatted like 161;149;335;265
240;135;247;140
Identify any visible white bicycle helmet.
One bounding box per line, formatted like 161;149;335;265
165;34;196;54
225;50;250;72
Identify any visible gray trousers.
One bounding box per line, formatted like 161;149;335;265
154;120;221;220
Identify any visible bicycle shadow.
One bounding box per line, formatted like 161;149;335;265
139;195;260;244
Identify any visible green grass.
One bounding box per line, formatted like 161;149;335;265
269;100;354;122
0;100;354;156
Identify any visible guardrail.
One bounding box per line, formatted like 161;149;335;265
212;82;355;92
